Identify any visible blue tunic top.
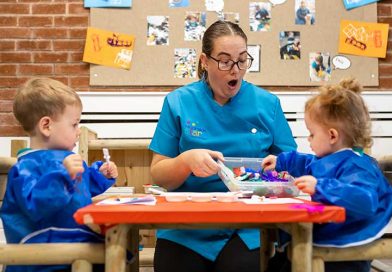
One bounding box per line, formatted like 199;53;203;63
276;149;392;247
149;80;297;260
1;149;115;272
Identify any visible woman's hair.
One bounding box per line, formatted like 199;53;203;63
305;77;372;149
197;20;248;79
13;77;82;133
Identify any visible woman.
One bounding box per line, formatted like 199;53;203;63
149;20;297;272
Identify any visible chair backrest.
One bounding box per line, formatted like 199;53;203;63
0;157;17;205
378;156;392;183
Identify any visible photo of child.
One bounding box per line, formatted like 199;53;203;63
249;2;271;32
279;31;301;60
309;52;331;82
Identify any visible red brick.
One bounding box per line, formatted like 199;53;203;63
378;5;392;16
33;52;68;63
69;76;89;88
0;89;17;100
19;64;54;75
69;52;84;62
32;3;66;14
0;101;14;112
54;16;88;27
380;64;392;76
34;29;67;39
379;77;392;89
0;77;28;88
0;4;30;14
1;52;32;63
0;113;17;124
68;28;87;39
17;40;51;51
19;16;53;27
0;126;26;137
0;28;31;39
0;41;15;51
0;16;17;26
53;40;85;51
378;17;392;24
55;63;89;75
0;64;17;76
68;3;89;15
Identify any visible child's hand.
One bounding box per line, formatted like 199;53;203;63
63;154;84;180
99;161;118;179
294;175;317;195
261;155;277;171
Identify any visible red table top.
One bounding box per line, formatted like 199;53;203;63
74;197;345;225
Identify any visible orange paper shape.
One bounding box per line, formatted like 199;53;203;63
83;27;136;70
338;20;389;58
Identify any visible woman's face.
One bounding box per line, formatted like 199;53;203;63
201;35;248;105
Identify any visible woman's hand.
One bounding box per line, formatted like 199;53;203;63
261;155;277;171
181;149;224;177
99;161;118;179
294;175;317;195
63;154;84;180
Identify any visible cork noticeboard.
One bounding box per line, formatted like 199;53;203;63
89;0;378;86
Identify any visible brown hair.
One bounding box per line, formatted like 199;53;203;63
197;20;248;79
305;77;372;149
13;77;82;133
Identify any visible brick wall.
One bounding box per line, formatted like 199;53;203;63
0;1;391;136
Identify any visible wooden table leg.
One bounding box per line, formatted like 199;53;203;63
127;227;140;272
291;223;313;272
106;224;131;272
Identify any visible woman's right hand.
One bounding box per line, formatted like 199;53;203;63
261;155;277;171
181;149;224;177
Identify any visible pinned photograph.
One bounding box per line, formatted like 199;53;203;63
205;0;224;12
84;0;132;8
309;52;331;82
184;12;207;41
217;12;240;24
174;48;197;78
279;31;301;60
247;45;261;72
295;0;315;25
83;27;135;70
147;16;169;46
169;0;189;8
249;2;271;32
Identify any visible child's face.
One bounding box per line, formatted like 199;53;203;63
48;104;82;151
305;113;334;157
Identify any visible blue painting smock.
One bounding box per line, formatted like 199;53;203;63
0;149;115;272
149;80;297;260
276;149;392;247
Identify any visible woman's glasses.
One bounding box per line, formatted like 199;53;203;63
207;53;254;71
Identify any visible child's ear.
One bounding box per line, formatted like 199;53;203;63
38;116;52;137
329;128;339;144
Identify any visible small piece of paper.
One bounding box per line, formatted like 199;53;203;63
97;195;156;205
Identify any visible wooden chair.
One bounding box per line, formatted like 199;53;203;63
311;156;392;272
0;156;105;272
78;126;156;269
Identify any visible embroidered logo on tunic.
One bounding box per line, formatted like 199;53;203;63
186;120;206;137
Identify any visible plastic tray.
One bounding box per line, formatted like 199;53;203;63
218;157;299;198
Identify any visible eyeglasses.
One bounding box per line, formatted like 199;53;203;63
207;53;254;71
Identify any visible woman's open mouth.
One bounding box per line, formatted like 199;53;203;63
228;79;238;88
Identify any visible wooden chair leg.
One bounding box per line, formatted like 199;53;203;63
312;257;325;272
71;260;93;272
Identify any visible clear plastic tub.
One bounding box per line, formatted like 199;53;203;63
218;157;299;198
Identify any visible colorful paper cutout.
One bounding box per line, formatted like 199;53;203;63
342;0;379;10
83;27;135;70
84;0;132;8
338;20;389;58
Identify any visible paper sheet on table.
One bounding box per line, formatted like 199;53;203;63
97;195;156;205
241;197;304;205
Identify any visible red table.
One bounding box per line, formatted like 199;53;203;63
74;197;345;272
